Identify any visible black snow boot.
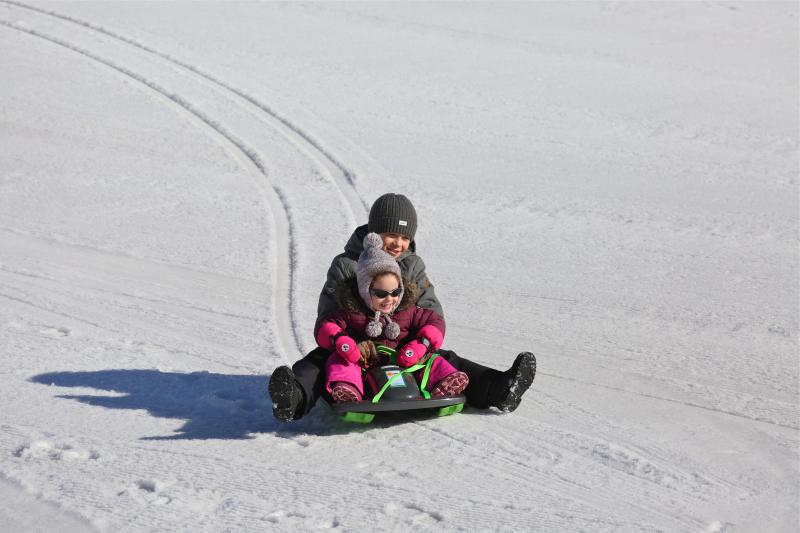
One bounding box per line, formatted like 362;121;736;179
490;352;536;412
268;366;304;422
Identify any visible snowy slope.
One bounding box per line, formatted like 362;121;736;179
0;1;797;532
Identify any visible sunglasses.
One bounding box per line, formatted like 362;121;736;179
369;287;402;299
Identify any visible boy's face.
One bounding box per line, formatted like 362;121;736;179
380;233;411;258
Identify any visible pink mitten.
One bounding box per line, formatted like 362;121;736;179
397;340;428;367
417;325;444;351
316;322;360;364
315;321;342;349
334;335;360;364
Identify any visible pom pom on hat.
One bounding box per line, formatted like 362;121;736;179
366;312;383;338
362;232;384;251
384;319;400;340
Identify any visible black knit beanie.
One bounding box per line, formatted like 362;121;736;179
368;193;418;240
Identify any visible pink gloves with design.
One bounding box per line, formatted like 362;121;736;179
316;322;360;364
397;325;444;368
397;340;428;367
333;335;359;364
317;322;445;368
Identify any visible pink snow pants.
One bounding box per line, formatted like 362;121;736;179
325;353;459;397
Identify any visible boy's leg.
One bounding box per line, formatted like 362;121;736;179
436;350;496;408
268;346;329;421
437;349;536;412
291;346;330;416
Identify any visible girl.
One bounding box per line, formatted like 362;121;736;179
315;233;468;402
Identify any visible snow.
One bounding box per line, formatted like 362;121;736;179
0;1;797;531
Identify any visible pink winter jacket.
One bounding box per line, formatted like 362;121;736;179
314;278;445;353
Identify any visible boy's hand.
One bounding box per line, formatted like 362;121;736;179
397;340;428;367
358;340;378;367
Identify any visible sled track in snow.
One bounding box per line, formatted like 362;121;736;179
0;2;368;363
0;18;299;360
2;0;368;218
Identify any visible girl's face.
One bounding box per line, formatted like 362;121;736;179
380;233;410;258
369;273;402;313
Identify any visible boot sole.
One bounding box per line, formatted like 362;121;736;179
431;371;469;398
497;352;536;412
268;366;301;421
330;383;362;403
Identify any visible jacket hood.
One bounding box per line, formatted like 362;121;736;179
335;276;420;314
343;224;417;260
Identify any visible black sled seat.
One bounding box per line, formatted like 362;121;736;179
329;346;466;423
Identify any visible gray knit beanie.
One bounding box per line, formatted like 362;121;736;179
368;193;417;240
356;233;403;339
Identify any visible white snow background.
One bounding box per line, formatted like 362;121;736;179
0;1;797;532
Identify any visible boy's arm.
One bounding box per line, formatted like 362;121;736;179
317;255;355;319
406;256;444;318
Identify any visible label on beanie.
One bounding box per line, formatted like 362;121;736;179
398;220;407;226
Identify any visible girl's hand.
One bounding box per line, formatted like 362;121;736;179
334;335;361;364
358;340;378;367
417;325;444;351
397;340;428;367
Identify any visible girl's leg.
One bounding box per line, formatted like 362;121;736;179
425;356;459;386
325;355;365;397
425;356;469;397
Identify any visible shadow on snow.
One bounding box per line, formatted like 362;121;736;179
30;369;350;441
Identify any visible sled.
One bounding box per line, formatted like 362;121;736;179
329;346;466;423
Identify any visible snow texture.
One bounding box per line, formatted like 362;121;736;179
0;1;797;532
